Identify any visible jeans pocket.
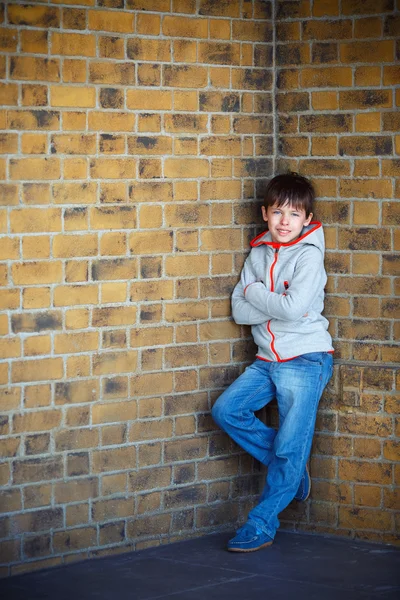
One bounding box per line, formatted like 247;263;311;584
298;352;324;365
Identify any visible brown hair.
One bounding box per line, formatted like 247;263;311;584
263;172;315;217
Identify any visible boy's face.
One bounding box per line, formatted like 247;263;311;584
262;201;313;244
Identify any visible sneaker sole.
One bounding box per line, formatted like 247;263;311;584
227;540;273;553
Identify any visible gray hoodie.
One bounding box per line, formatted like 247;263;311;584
232;221;333;362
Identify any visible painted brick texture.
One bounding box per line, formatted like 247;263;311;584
0;0;399;575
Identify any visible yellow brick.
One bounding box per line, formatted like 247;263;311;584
0;82;18;105
63;158;88;180
93;351;138;376
62;111;86;131
64;210;89;232
139;205;163;229
22;235;50;259
165;204;209;228
0;236;19;260
99;36;125;59
0;337;21;359
51;134;96;155
137;114;161;133
63;59;87;83
0;27;18;52
23;287;51;309
90;206;137;229
99;132;124;154
100;231;127;256
65;308;89;330
0;184;19;206
174;137;198;155
311;136;337;156
201;228;241;251
355;113;381;133
21;133;47;155
209;17;231;39
129;230;173;255
355;66;382;87
353;202;380;225
173;91;198;112
0;133;17;154
54;284;98;306
302;67;352;88
128;135;172;155
51;86;95;108
90;62;135;85
92;258;138;281
164;158;208;178
162;15;207;38
136;12;161;35
340;40;394;63
92;306;136;327
93;400;137;424
20;84;47;108
54;332;98;354
65;259;88;280
165;254;208;277
11;208;61;234
8;4;60;27
174;39;197;63
130;372;173;397
8;110;59;132
67;355;91;378
90;158;136;179
12;261;62;285
10;158;60;181
131;280;174;302
127;38;171;61
13;409;60;433
165;301;208;322
10;56;60;82
131;326;173;348
53;182;97;204
24;335;51;357
52;33;96;57
101;282;128;303
12;358;63;383
53;234;98;258
88;9;134;33
23;385;50;409
163;65;207;88
92;446;136;473
353;159;380;177
0;314;8;336
99;184;125;205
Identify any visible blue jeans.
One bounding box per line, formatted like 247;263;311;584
212;352;333;539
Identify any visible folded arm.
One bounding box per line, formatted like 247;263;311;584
244;247;325;322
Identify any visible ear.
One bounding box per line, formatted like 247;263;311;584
304;212;313;226
261;206;268;223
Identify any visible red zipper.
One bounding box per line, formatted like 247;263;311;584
267;247;280;361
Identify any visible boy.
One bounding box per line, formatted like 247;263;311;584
212;172;334;552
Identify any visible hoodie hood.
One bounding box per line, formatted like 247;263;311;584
250;221;325;254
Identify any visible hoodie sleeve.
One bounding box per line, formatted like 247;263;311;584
231;257;269;325
244;246;325;322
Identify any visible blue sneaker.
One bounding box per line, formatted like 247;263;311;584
227;522;273;552
295;464;311;502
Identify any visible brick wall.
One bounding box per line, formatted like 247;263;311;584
0;0;398;575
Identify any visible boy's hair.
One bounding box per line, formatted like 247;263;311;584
263;172;315;217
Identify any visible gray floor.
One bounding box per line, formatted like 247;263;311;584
1;530;399;599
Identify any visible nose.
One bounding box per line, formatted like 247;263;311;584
280;213;289;224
